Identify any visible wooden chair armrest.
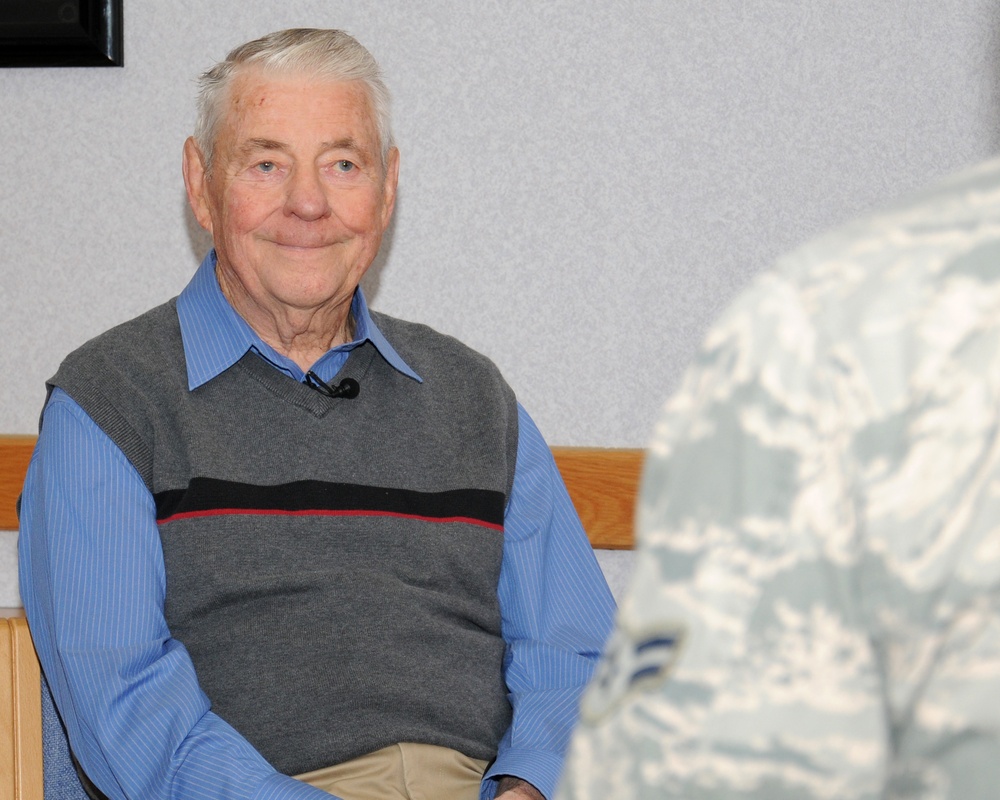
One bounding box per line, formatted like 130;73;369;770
551;447;642;549
1;614;43;800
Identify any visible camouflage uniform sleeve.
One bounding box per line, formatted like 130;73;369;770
560;161;1000;799
558;272;887;800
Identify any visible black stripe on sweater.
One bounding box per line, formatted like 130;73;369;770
154;477;505;529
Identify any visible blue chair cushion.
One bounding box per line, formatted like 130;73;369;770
41;672;103;800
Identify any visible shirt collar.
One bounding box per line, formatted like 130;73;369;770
176;250;421;390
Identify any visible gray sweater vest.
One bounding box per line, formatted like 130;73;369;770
50;299;519;776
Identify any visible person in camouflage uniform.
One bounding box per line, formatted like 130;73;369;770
558;158;1000;799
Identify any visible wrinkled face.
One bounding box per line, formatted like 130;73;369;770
184;68;398;320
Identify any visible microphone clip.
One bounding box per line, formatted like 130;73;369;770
304;372;360;400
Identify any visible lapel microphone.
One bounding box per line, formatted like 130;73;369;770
304;371;361;399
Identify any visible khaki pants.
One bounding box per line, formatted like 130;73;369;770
295;742;489;800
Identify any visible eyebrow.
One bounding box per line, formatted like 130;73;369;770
323;138;362;152
236;138;288;158
237;137;366;157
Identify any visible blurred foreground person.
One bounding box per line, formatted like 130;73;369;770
559;158;1000;799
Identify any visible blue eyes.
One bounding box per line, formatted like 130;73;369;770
252;160;356;175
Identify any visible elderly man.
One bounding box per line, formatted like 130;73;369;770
557;158;1000;798
18;29;614;800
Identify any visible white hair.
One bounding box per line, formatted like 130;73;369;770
194;28;394;173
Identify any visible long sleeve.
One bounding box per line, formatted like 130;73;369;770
18;389;333;800
483;405;616;800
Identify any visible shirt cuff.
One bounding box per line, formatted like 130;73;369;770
482;748;564;800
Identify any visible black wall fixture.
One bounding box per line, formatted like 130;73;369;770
0;0;123;67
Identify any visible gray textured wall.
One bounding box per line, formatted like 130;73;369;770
2;1;999;604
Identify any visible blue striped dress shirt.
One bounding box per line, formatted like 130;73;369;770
18;251;616;800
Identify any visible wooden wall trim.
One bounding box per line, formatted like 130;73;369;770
0;436;33;533
0;435;640;549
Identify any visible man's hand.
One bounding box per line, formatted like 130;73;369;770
496;776;545;800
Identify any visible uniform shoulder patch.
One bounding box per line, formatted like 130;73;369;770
579;622;686;722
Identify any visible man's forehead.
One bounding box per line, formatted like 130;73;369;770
226;67;369;109
215;69;379;153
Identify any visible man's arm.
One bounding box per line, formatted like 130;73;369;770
484;404;617;800
18;390;333;800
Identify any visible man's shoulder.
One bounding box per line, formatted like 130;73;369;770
59;299;181;372
47;299;184;487
776;157;1000;303
52;299;182;396
696;157;1000;387
370;310;507;380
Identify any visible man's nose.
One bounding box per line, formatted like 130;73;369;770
284;166;331;220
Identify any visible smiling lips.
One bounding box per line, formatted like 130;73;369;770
268;236;340;250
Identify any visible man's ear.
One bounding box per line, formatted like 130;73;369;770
182;137;214;234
